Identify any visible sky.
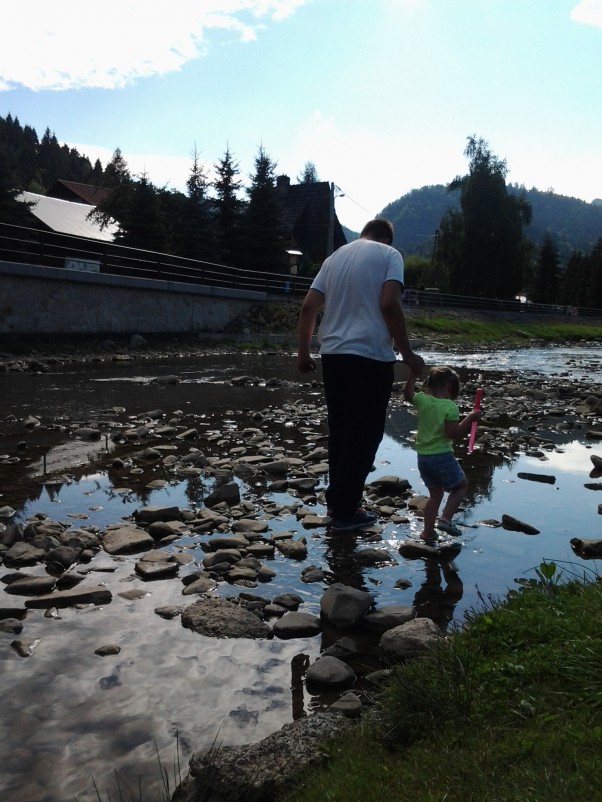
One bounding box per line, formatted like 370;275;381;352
0;0;601;234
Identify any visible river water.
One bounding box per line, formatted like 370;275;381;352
0;344;601;801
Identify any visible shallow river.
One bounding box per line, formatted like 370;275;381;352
0;345;601;801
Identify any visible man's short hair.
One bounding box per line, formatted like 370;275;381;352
360;218;394;245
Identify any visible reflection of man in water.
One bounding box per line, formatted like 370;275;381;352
413;559;463;629
291;653;310;720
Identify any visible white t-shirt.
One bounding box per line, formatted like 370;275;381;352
310;238;405;361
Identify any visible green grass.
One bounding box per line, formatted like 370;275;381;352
407;315;602;346
282;562;602;802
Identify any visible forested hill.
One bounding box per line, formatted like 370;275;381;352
380;184;602;262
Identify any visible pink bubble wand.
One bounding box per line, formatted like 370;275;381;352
467;387;483;454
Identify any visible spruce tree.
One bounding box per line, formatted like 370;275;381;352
213;145;245;267
244;144;287;274
533;233;560;304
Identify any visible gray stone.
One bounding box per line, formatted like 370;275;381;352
101;526;154;555
182;713;350;802
379;617;442;661
320;583;374;629
25;586;113;609
306;655;356;687
272;611;321;639
181;597;273;639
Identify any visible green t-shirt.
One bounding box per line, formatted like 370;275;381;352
412;391;459;455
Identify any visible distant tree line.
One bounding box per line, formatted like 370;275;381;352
394;136;602;309
0;114;322;275
1;114;601;307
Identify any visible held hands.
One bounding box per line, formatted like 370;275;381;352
297;355;317;374
403;352;425;376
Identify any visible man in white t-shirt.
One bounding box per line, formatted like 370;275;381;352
297;218;424;533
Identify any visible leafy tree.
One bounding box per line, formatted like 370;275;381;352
213;145;245;267
297;161;319;183
434;136;532;298
532;233;560;303
244;144;287;274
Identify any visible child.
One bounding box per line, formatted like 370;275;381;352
404;365;481;542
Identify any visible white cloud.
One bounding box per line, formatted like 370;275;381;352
570;0;602;27
0;0;309;92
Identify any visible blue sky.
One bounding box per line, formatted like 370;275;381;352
1;0;600;233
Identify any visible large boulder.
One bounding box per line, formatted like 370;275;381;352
174;713;351;802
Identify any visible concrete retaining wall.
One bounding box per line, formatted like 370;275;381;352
0;261;266;335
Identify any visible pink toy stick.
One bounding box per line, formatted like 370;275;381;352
467;388;483;454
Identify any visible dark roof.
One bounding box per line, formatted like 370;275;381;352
47;179;112;206
276;177;346;265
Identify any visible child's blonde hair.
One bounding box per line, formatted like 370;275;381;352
423;366;460;400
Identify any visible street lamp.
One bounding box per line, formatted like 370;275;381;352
286;249;303;276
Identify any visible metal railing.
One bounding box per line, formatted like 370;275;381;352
0;221;313;297
1;221;601;317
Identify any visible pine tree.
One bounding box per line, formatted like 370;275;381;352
213;145;245;267
244;144;287;274
533;233;560;304
176;145;216;261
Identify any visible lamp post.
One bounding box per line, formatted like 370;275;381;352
286;249;302;275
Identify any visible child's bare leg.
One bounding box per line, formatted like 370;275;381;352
421;486;444;540
440;478;468;523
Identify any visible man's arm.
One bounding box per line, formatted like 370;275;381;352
380;280;424;374
296;288;324;373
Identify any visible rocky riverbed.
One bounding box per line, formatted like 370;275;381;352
1;336;602;801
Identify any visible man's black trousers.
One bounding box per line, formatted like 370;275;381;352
321;353;395;518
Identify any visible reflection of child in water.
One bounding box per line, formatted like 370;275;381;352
404;365;480;542
413;560;463;629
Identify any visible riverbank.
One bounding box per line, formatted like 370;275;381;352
1;303;602;365
284;571;602;802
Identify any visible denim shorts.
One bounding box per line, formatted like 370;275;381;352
417;452;466;491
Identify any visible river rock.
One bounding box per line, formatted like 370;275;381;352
329;691;363;718
133;505;181;523
204;482;240;507
379;617;442;661
275;537;308;559
5;576;56;596
272;611;321;639
361;604;416;632
180;713;350;802
101;525;154;555
181;597;273;639
570;537;602;558
24;586;113;609
306;655;356;687
501;514;540;534
320;583;374;629
3;542;46;567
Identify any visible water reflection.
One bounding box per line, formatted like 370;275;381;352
413;559;464;629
